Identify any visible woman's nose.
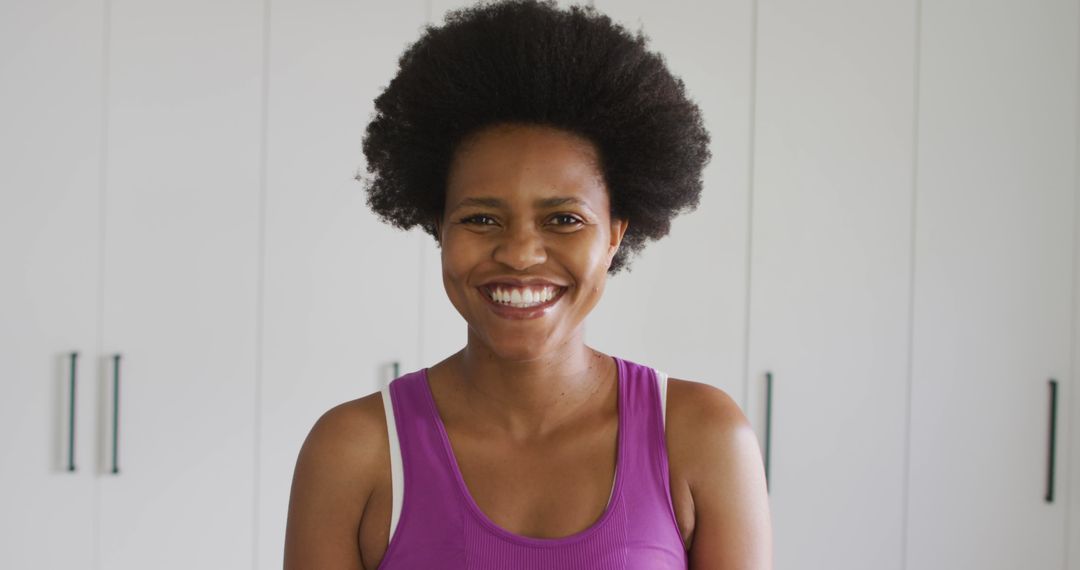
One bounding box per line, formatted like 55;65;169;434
493;222;547;270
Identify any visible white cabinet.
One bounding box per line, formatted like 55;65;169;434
0;0;104;567
1072;75;1080;570
95;1;264;568
746;1;917;569
1;0;265;568
905;1;1077;568
255;1;426;567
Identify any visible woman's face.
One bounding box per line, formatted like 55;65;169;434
435;123;629;362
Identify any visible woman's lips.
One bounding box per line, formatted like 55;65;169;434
477;286;567;320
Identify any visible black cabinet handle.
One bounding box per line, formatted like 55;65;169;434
1046;378;1058;503
764;371;773;493
393;361;400;379
67;351;78;472
111;354;122;475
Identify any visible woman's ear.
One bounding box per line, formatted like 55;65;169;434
609;217;628;257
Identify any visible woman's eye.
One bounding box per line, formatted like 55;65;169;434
460;214;496;225
551;214;584;226
458;214;582;228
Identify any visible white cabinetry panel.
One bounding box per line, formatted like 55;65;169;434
906;1;1078;568
257;0;426;567
97;1;263;568
0;0;104;567
748;1;917;569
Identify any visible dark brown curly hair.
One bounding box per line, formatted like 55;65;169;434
359;0;711;274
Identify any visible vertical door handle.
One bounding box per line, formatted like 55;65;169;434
764;371;773;493
67;351;78;472
111;354;122;475
1045;378;1058;503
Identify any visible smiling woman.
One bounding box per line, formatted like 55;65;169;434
434;124;626;356
283;1;772;569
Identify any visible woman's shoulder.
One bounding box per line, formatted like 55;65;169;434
664;377;747;429
664;377;755;472
302;391;390;467
284;391;390;567
662;377;758;495
290;390;391;513
662;376;771;561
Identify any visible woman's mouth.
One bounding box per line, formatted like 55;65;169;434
477;284;568;320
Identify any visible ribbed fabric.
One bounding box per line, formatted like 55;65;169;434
377;356;688;570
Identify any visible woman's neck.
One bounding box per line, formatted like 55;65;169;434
432;341;615;441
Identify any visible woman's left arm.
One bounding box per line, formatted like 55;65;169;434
678;382;773;570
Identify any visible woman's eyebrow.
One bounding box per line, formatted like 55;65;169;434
450;196;591;211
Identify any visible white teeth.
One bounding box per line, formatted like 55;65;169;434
486;286;560;307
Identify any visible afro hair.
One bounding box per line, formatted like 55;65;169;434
359;0;711;274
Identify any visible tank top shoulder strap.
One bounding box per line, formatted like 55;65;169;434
611;357;680;540
380;369;470;567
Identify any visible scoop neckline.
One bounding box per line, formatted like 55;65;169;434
418;355;626;547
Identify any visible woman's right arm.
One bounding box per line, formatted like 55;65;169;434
284;396;385;569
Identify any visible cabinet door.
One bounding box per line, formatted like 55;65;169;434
906;1;1077;568
1072;80;1080;570
257;0;426;567
584;0;752;405
747;1;917;569
97;1;263;568
0;1;103;567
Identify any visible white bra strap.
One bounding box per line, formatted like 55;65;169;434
655;369;669;432
380;386;404;543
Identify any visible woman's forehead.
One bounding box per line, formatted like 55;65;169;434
446;124;607;208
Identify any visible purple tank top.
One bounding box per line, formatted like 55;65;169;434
377;355;688;569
